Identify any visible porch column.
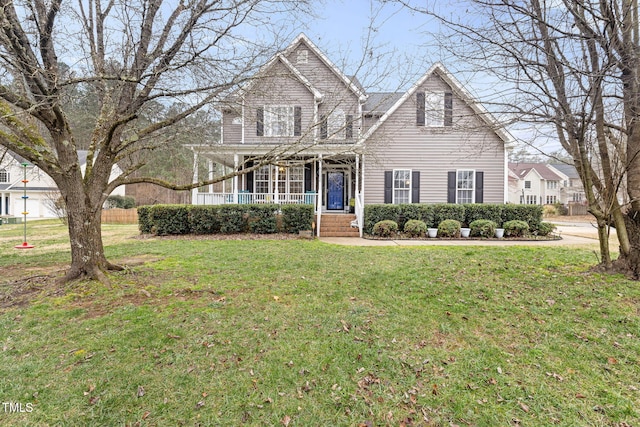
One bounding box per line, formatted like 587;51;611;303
274;164;280;204
207;159;214;193
317;154;323;237
355;154;360;196
191;150;199;205
233;154;239;203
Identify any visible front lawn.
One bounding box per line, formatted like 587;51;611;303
0;222;638;426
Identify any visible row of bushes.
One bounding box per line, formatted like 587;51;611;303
364;203;544;235
373;218;555;238
138;204;314;236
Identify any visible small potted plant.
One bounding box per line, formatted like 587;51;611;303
348;198;355;213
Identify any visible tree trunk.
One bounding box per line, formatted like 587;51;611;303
59;184;122;284
618;210;640;279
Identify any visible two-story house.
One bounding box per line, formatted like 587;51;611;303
191;33;514;236
507;162;588;210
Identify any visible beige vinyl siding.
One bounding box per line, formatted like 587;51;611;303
243;60;315;145
222;112;242;144
286;42;361;139
364;73;506;204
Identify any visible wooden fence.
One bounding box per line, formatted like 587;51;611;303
101;208;138;224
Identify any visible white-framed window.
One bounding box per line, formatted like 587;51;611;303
264;106;294;137
546;180;558;189
254;164;304;194
255;165;271;193
327;109;345;139
572;192;583;202
425;92;445;127
297;49;308;64
546;195;557;204
524;180;531;189
526;195;537;204
0;169;8;183
393;169;411;204
456;170;474;204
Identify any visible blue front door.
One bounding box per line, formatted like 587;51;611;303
327;172;344;210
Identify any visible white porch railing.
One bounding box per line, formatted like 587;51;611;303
195;192;317;207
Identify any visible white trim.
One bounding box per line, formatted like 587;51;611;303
455;169;476;204
392;169;412;204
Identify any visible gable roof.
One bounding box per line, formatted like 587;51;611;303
283;33;367;102
360;62;514;146
509;162;563;181
229;33;367;106
549;163;579;179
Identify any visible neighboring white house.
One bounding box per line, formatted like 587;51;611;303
508;162;585;206
0;150;124;219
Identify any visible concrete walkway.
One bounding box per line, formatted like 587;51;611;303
319;217;614;247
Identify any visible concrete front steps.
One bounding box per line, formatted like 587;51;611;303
317;213;360;237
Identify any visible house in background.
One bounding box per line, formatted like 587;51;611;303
508;162;586;208
548;163;586;204
0;150;125;219
190;33;514;236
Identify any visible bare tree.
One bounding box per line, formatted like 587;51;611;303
397;0;640;277
0;0;311;283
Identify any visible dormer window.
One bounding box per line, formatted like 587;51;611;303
297;49;308;64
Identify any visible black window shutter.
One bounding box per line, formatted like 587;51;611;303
447;171;456;203
475;171;484;203
444;92;453;126
416;92;425;126
256;107;264;136
304;163;312;192
294;106;302;136
411;171;420;203
320;114;328;139
384;171;393;204
246;160;254;191
346;114;353;139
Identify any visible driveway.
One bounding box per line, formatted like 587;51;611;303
319;216;616;248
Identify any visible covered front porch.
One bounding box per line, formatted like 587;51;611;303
190;150;365;237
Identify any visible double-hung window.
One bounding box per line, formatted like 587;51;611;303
456;170;474;204
393;169;411;204
417;91;453;127
264;106;294;137
0;169;8;183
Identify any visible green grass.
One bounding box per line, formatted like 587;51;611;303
0;221;638;426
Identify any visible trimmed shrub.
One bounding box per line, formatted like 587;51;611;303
137;205;153;234
404;219;427;237
189;206;222;235
433;204;465;225
503;220;529;237
248;204;279;234
219;205;249;234
438;219;461;237
469;219;497;238
502;205;543;231
364;204;401;234
373;220;398;237
464;204;504;227
150;204;191;236
536;222;556;236
282;204;314;233
400;204;435;228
